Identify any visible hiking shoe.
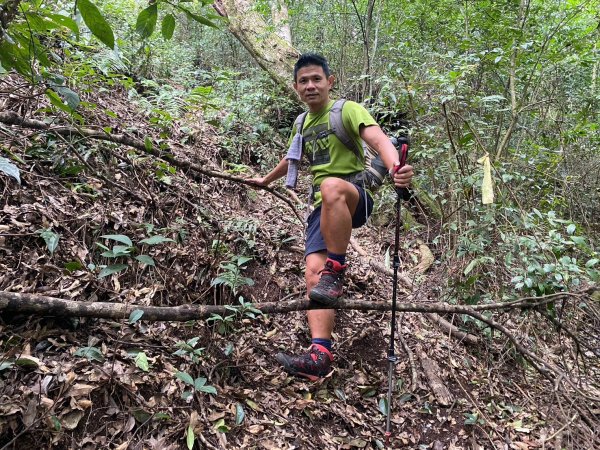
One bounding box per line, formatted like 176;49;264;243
309;259;347;306
275;344;333;381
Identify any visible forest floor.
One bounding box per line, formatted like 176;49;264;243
0;74;598;450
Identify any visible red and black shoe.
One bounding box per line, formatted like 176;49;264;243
309;259;347;306
275;344;333;381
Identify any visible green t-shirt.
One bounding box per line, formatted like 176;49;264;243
289;99;377;206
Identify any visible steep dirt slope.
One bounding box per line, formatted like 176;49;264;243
1;74;598;450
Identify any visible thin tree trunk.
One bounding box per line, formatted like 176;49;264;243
270;0;291;44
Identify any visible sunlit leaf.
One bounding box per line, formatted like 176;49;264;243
186;425;195;449
378;397;388;415
235;404;245;425
176;371;194;386
98;264;128;278
0;157;21;184
77;0;115;49
100;234;133;246
38;229;60;254
135;255;155;266
129;309;145;324
135;352;149;372
198;385;217;395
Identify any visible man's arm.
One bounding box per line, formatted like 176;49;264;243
247;156;289;187
360;124;414;188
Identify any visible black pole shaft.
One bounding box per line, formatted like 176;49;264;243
385;188;402;439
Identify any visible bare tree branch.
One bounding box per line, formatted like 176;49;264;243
0;110;303;222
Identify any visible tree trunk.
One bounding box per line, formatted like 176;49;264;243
213;0;299;101
270;0;292;44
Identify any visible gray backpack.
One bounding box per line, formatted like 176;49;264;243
294;99;392;190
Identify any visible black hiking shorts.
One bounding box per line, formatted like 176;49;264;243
305;183;374;257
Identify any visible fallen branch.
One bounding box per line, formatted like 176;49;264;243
424;312;479;345
0;110;303;222
0;290;569;320
351;237;480;344
0;290;592;383
418;349;454;406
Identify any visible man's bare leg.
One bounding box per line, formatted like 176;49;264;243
306;251;335;338
319;178;360;254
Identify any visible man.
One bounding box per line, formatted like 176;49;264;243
249;53;414;380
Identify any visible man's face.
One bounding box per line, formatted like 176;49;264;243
294;65;334;112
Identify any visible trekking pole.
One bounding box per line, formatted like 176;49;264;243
384;140;409;445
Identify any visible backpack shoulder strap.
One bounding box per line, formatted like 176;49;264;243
329;99;362;159
294;111;308;135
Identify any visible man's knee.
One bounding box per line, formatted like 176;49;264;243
320;178;354;204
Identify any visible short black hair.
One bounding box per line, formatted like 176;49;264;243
294;53;330;81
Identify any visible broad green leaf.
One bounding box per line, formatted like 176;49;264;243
55;86;80;110
245;399;262;411
213;418;230;432
64;261;83;272
144;136;152;151
161;14;176;40
111;245;132;254
378;397;388;416
74;346;104;362
131;408;152;423
136;3;158;39
235;256;252;266
566;224;576;235
0;41;31;77
186;425;195;450
14;356;40;368
198;385;217;395
98;264;128;278
176;371;194;386
235;404;245;425
77;0;115;49
129;309;145;324
135;352;149;372
138;235;175;245
0;157;21;184
38;229;60;254
46;89;73;113
100;234;133;246
135;255;155;266
463;259;477;276
47;13;79;34
194;377;207;389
